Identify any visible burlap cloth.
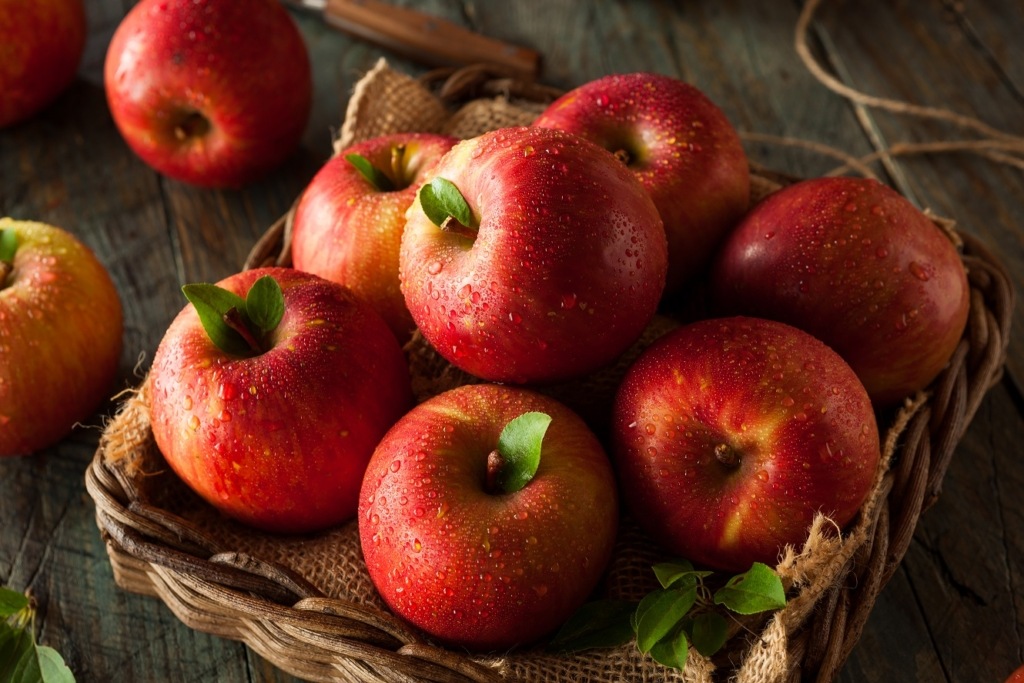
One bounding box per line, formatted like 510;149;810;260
96;59;941;682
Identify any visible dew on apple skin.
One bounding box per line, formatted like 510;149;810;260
909;261;931;281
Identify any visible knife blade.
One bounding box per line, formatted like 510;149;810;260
283;0;541;77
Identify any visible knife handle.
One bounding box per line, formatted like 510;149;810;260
323;0;540;77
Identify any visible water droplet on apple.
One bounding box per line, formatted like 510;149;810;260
427;261;443;275
182;395;193;410
781;396;795;407
549;562;561;573
188;415;200;431
533;584;549;597
513;511;528;521
413;539;422;552
844;202;858;212
595;94;609;107
526;536;538;545
218;381;237;400
908;261;930;281
218;409;231;422
390;459;402;473
414;506;426;517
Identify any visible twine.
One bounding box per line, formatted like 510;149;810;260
793;0;1024;176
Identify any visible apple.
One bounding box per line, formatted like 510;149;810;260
399;125;668;384
0;0;86;128
148;267;411;533
611;316;880;573
291;133;458;341
1006;664;1024;683
533;72;750;292
0;218;123;456
359;383;619;650
711;176;970;407
104;0;312;188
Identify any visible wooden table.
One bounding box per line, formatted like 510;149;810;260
2;1;1022;681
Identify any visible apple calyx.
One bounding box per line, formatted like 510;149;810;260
173;110;211;142
418;177;478;238
484;411;552;495
0;228;16;287
182;274;285;356
714;443;740;470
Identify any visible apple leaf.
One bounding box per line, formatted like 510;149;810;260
690;612;729;657
0;228;16;263
0;588;75;683
419;177;475;230
495;411;552;494
713;562;786;615
346;153;396;192
0;589;29;619
182;283;252;356
653;560;713;590
547;599;637;653
649;626;690;671
245;275;285;336
635;586;697;654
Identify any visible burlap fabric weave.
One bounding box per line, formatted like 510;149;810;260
96;58;934;682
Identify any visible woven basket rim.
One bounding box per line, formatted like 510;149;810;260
86;200;1014;682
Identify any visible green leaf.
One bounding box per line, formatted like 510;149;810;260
495;412;552;493
690;611;729;656
652;560;714;590
182;283;251;356
635;586;697;654
346;153;395;192
0;588;29;619
419;177;475;229
649;626;690;671
0;228;17;263
0;621;36;682
547;600;637;653
36;646;75;683
713;562;787;615
244;275;285;336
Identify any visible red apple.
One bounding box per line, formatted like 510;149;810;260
533;72;750;292
148;267;411;533
399;125;667;384
711;176;970;407
0;218;123;456
291;133;458;341
0;0;86;128
359;383;619;650
104;0;312;188
611;316;880;572
1006;664;1024;683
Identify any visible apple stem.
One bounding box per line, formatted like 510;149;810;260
440;216;478;240
222;307;264;354
0;261;11;288
714;443;740;469
485;449;505;494
390;144;407;187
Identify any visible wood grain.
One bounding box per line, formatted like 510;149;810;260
0;1;1020;681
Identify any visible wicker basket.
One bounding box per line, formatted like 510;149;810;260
85;61;1015;683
